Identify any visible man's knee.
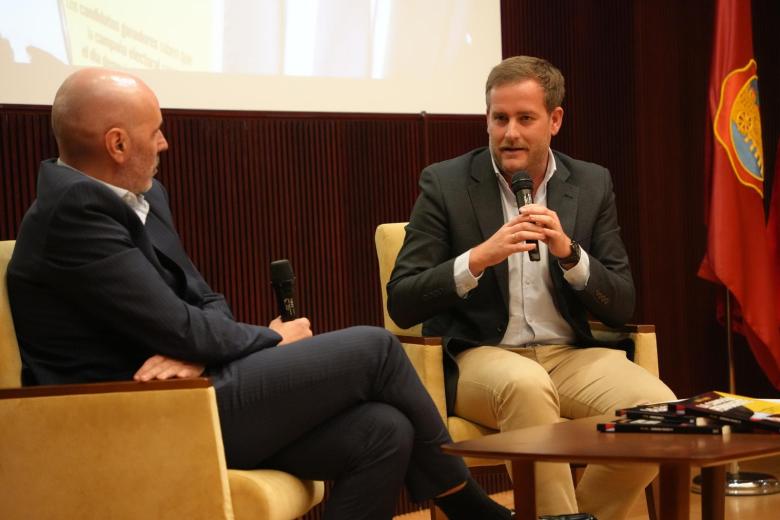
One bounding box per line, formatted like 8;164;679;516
622;376;677;408
493;364;559;419
494;364;555;402
350;402;414;466
456;349;559;427
608;355;677;408
342;325;400;354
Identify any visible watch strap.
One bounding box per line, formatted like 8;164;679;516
558;240;581;268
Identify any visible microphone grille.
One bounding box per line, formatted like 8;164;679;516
270;259;295;283
510;171;533;194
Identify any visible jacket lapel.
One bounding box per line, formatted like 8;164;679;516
144;206;189;294
547;155;579;239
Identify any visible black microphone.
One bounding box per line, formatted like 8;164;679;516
270;259;297;321
510;171;541;262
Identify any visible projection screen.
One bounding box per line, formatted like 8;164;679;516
0;0;502;113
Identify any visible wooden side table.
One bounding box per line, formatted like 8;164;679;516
442;415;780;520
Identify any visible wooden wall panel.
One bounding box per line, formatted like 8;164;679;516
0;108;57;238
501;0;643;314
424;114;488;166
631;1;723;395
0;108;484;337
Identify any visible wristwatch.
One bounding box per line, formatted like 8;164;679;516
558;240;581;269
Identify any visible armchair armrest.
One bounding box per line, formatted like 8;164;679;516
589;322;659;377
0;378;234;519
0;376;211;398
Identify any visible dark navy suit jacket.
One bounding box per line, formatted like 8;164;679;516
8;159;280;385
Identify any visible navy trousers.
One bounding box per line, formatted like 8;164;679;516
210;326;468;520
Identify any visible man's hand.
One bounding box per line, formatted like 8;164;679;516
519;204;572;258
269;316;313;345
133;355;206;382
469;214;545;276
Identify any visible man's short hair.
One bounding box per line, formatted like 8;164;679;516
485;56;565;112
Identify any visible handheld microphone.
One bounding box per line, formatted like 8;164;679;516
510;171;541;262
270;259;297;321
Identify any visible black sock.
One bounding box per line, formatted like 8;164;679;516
433;477;512;520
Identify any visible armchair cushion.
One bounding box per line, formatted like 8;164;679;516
229;469;324;520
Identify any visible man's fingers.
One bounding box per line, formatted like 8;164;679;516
134;355;165;381
135;358;204;381
153;362;181;380
137;360;175;381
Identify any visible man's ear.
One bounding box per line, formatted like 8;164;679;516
105;127;128;163
550;107;564;136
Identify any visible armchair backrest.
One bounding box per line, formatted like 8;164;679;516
374;223;422;337
0;240;21;389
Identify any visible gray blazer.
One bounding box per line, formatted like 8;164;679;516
387;147;635;411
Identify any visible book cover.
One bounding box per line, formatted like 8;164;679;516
616;403;694;423
684;391;780;432
597;418;730;435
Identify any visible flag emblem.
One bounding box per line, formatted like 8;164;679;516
713;59;764;197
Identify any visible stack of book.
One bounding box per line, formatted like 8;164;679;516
597;391;780;435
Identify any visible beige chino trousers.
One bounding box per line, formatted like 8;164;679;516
454;345;676;520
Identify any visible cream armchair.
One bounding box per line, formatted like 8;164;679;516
375;223;661;517
0;240;324;520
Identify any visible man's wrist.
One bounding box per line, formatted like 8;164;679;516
468;245;487;277
557;240;581;270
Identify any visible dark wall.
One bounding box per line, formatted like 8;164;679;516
1;0;778;397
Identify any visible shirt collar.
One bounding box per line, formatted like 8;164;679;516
56;158;150;224
490;148;557;202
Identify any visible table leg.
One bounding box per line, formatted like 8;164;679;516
511;461;536;520
700;465;726;520
659;463;690;520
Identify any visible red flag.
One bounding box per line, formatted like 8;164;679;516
698;0;780;389
771;138;780;325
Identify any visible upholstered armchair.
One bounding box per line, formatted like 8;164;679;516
0;240;324;520
375;223;661;518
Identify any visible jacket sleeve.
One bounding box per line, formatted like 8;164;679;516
570;169;635;327
386;167;464;329
43;181;280;365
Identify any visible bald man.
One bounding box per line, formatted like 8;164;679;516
7;68;512;520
